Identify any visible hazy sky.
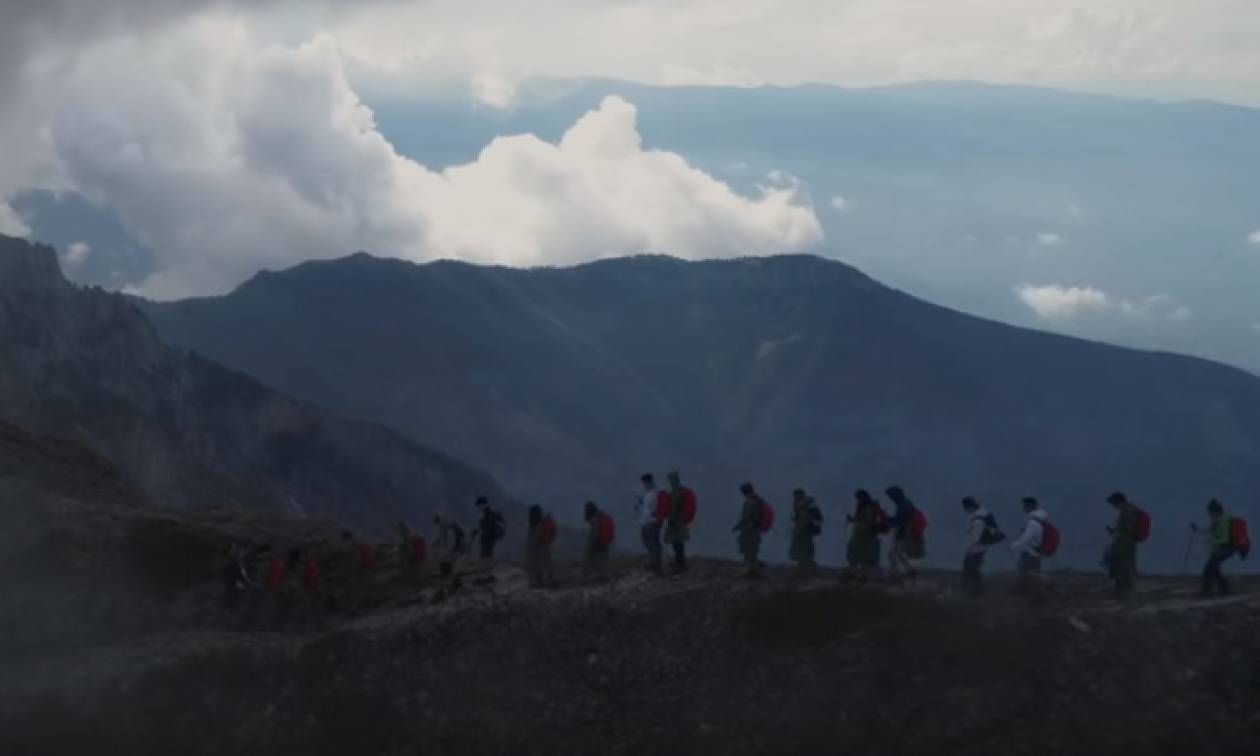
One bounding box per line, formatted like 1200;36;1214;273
2;0;1259;298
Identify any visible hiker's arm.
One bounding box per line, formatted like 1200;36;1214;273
1009;522;1033;552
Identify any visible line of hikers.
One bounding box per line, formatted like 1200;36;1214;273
633;478;1251;602
221;477;1252;624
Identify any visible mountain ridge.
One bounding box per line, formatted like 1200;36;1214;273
0;235;514;536
143;250;1260;568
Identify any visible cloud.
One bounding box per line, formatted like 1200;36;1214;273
659;63;766;88
1036;232;1065;246
1016;284;1111;320
829;195;848;212
1248;228;1260;244
39;18;820;298
0;202;30;237
471;72;516;109
1016;283;1192;322
324;0;1260;108
60;241;92;269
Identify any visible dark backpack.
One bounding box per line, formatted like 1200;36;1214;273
807;504;823;536
451;525;467;554
977;512;1006;546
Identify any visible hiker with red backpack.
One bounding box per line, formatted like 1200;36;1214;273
1199;499;1249;597
526;504;558;588
583;501;615;581
663;471;697;574
1105;492;1147;598
733;482;770;578
637;473;668;575
1009;497;1055;606
845;489;883;582
886;486;925;582
961;497;1001;597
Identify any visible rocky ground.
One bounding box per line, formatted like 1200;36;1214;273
3;548;1259;756
4;418;1259;756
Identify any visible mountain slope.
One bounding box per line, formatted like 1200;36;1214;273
143;252;1260;566
0;235;508;534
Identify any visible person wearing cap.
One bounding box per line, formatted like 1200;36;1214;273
960;497;992;597
1200;499;1236;597
1008;497;1048;606
1105;492;1140;598
733;482;765;577
635;473;665;575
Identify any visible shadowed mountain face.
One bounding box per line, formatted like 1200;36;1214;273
0;236;508;534
142;252;1260;567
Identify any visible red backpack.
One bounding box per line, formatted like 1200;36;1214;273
1133;509;1151;543
874;505;891;534
265;557;287;592
411;535;428;564
539;515;558;547
357;542;377;572
1230;517;1251;559
596;513;616;547
910;509;928;542
679;488;698;525
1039;521;1061;558
758;499;775;532
302;558;320;592
654;491;672;524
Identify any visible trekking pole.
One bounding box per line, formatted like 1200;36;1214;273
1182;523;1198;575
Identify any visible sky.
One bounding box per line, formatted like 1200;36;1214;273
1;0;1259;308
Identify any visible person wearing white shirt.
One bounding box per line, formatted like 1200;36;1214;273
961;497;995;597
635;473;664;575
1009;497;1048;605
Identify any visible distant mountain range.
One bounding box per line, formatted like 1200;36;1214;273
0;235;509;535
143;251;1260;567
19;80;1260;374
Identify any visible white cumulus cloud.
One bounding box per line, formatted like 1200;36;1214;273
1248;228;1260;244
829;195;848;212
0;202;30;237
471;72;516;109
60;241;92;269
1016;284;1111;320
40;18;820;298
1017;283;1192;322
1036;232;1065;246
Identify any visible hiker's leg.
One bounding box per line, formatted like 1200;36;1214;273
649;525;663;572
1208;546;1234;594
1021;554;1045;605
672;540;686;571
1202;550;1221;595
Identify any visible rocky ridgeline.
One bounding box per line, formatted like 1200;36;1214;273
0;235;511;535
3;543;1258;756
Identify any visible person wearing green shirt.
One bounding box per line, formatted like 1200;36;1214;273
1200;499;1236;597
